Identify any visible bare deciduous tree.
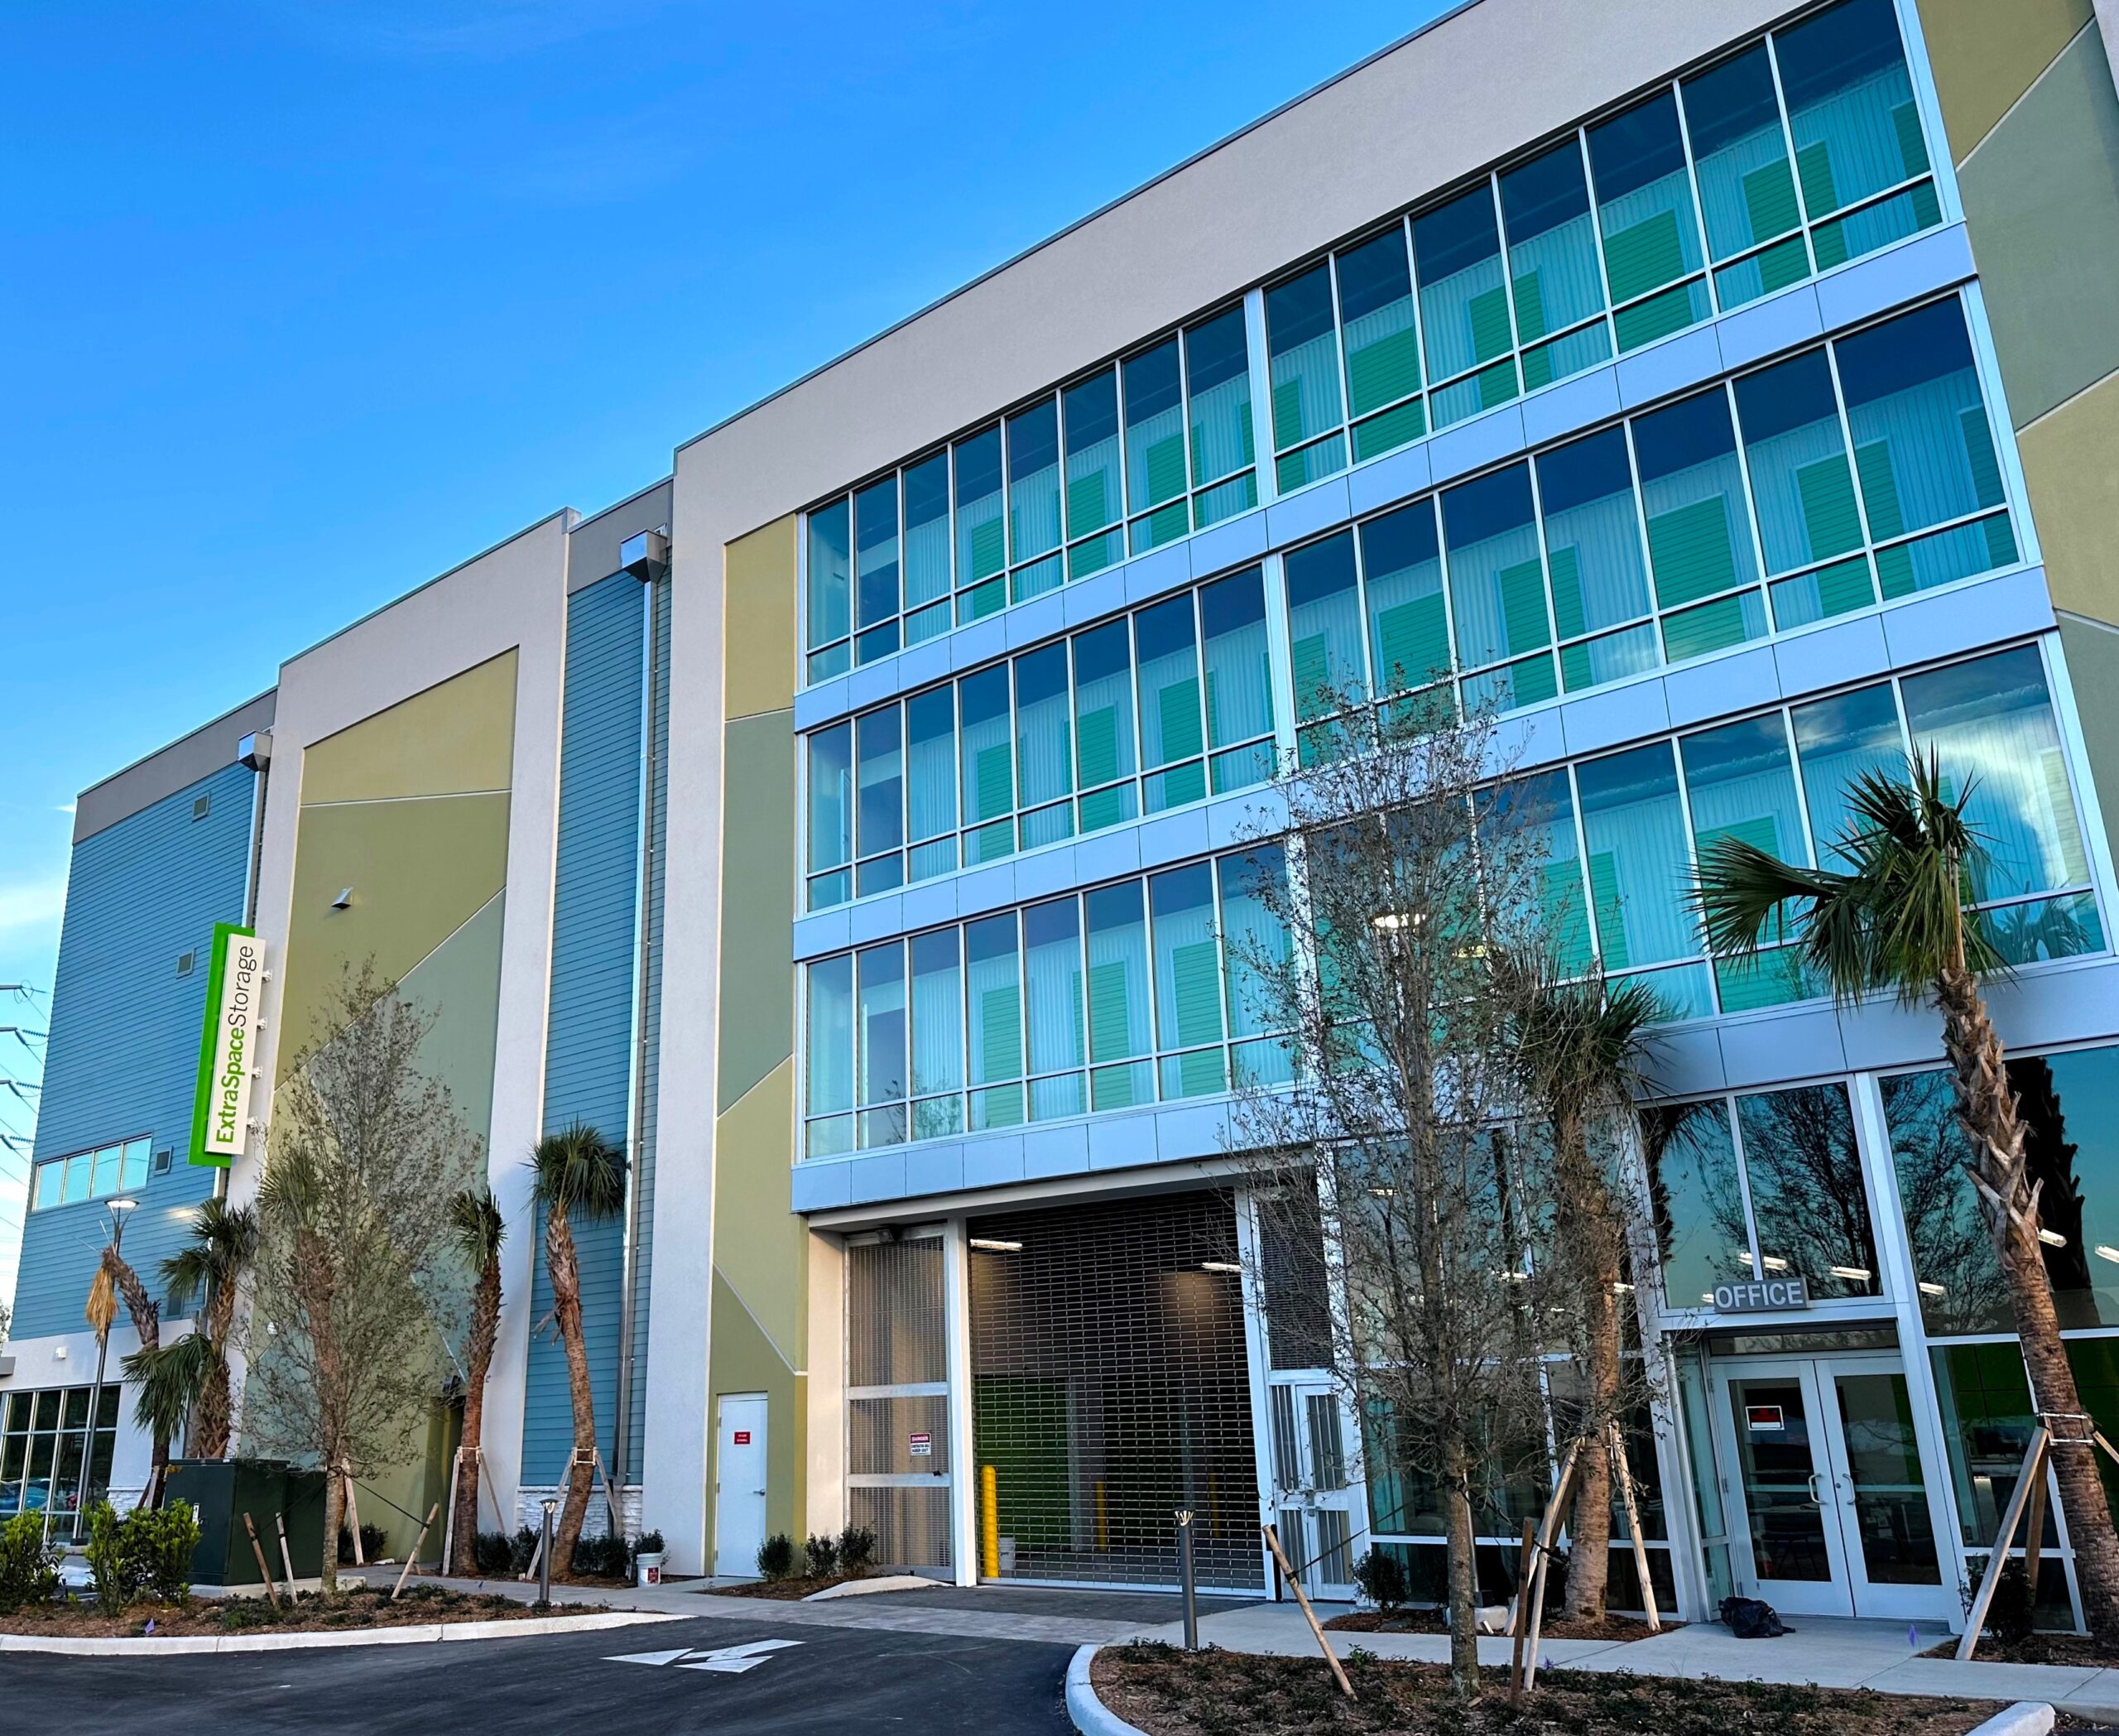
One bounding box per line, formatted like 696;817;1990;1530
1230;697;1578;1696
246;963;478;1591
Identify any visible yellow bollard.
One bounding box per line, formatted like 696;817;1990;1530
981;1464;1000;1579
1094;1481;1108;1553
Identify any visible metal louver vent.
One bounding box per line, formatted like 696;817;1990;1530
969;1189;1264;1591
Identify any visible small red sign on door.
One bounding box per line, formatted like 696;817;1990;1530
733;1431;752;1445
1746;1405;1785;1431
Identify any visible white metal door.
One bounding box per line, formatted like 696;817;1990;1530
716;1393;770;1578
1710;1356;1951;1621
1267;1383;1360;1600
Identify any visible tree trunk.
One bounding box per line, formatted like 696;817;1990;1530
1556;1108;1622;1623
1445;1464;1481;1696
103;1248;167;1505
320;1457;345;1597
548;1207;597;1580
452;1259;502;1576
194;1277;240;1459
1938;961;2119;1636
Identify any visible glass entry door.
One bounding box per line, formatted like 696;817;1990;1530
1709;1355;1949;1621
1267;1382;1360;1600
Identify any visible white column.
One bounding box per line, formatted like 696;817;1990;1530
943;1216;979;1585
1232;1191;1283;1595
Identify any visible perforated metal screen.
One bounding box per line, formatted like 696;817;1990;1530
968;1190;1264;1590
847;1238;951;1573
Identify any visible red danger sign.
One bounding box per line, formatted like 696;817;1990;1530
1746;1405;1785;1431
732;1431;752;1445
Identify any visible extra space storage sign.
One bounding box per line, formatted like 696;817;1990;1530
190;923;266;1167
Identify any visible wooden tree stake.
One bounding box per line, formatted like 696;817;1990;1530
440;1450;464;1579
1609;1421;1660;1633
344;1471;365;1565
243;1511;280;1609
275;1512;296;1593
1508;1517;1536;1703
1519;1437;1583;1696
392;1503;441;1599
1958;1425;2049;1661
1262;1522;1355;1699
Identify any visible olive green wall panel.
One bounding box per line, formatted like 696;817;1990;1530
279;792;511;1066
2022;368;2119;623
1958;25;2119;429
1917;0;2093;164
706;1268;806;1562
716;714;795;1113
301;651;518;805
726;517;796;723
396;889;507;1151
2059;615;2119;877
712;1060;803;1362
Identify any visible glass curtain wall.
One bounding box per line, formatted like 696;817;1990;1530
803;0;1944;681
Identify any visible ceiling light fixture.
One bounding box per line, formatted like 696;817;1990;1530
1200;1261;1242;1274
969;1238;1022;1253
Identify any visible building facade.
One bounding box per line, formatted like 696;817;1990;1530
10;0;2119;1631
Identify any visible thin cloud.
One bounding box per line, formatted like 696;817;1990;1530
0;878;65;935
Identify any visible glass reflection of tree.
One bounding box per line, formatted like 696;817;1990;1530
1736;1084;1880;1300
1884;1070;2010;1335
1886;1061;2102;1331
1641;1100;1749;1306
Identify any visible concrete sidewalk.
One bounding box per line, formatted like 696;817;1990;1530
1123;1604;2119;1720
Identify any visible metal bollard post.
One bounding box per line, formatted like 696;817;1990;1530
538;1498;556;1606
1175;1510;1199;1651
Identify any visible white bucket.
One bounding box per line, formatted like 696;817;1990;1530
636;1552;665;1586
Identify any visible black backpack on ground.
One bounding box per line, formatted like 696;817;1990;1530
1719;1595;1793;1638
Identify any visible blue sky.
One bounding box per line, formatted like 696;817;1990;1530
0;0;1447;1084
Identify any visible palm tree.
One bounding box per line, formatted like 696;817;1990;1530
94;1243;166;1502
121;1333;215;1473
1509;959;1661;1623
446;1185;506;1575
529;1123;625;1578
1695;752;2119;1636
161;1198;258;1459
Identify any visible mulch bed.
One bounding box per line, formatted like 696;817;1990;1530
0;1583;606;1639
1092;1643;2007;1736
1923;1631;2119;1668
708;1572;867;1600
1324;1608;1681;1642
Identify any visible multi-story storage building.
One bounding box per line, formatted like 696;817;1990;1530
10;0;2119;1632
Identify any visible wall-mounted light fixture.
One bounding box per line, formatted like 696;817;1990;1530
331;887;354;910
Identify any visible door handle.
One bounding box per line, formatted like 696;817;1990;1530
1805;1471;1827;1508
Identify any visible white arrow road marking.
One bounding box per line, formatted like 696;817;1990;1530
677;1639;805;1674
603;1639;805;1675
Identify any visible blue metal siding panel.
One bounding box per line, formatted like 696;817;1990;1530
522;573;645;1484
13;763;252;1339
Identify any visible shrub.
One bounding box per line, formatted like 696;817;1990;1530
1986;1559;2035;1644
473;1530;517;1575
836;1526;877;1575
508;1526;538;1575
336;1522;389;1565
569;1532;632;1578
1353;1547;1408;1615
804;1532;839;1576
0;1512;62;1611
757;1533;796;1580
633;1529;665;1559
127;1501;202;1605
86;1501;202;1609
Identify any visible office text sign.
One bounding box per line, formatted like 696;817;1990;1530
1713;1276;1810;1311
190;923;265;1167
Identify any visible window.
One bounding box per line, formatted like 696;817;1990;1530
1632;387;1766;661
799;0;1944;684
1733;348;1875;628
1835;301;2017;599
1644;1084;1880;1310
804;571;1280;911
1575;741;1713;1017
802;846;1292;1156
1540;427;1656;690
1886;1043;2119;1336
30;1137;149;1212
1444;463;1554;710
0;1387;120;1528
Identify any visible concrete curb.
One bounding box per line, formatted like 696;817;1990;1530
804;1575;939;1601
1963;1705;2054;1736
0;1608;688;1657
1067;1644;1151;1736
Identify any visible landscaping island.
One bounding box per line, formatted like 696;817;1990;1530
0;1581;604;1640
1090;1644;2021;1736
